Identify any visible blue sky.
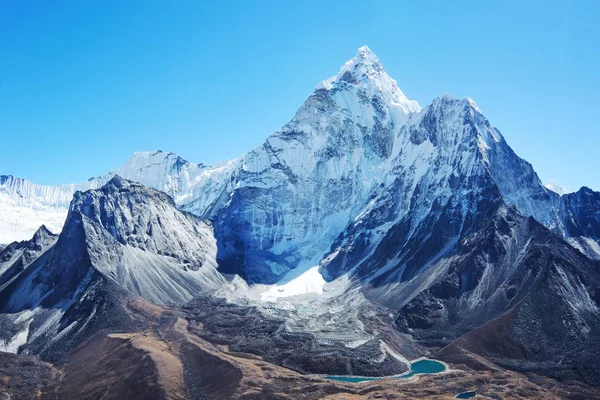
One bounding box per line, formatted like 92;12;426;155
1;0;598;191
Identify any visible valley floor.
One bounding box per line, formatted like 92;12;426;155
1;297;598;400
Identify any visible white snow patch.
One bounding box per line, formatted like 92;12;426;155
260;266;326;302
545;181;570;196
344;339;370;348
0;194;65;243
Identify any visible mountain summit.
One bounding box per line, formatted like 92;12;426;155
317;45;420;117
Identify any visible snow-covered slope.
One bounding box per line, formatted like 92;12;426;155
0;175;102;243
213;46;422;282
109;150;238;216
318;93;598;288
320;95;502;283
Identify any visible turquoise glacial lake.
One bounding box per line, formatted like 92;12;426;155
455;391;477;398
397;359;447;378
324;359;447;383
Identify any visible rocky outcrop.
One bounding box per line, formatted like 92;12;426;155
0;176;225;358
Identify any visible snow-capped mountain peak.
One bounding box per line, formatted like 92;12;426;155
2;45;600;397
213;47;430;282
316;46;420;116
344;45;385;76
545;181;570;196
317;45;384;89
108;150;200;192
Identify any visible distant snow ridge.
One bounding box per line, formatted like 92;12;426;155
545;181;570;196
0;175;102;243
0;150;237;243
109;150;238;215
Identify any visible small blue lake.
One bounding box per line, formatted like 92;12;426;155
397;359;446;378
324;358;447;383
455;391;477;398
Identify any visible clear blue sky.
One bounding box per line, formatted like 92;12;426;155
1;0;598;191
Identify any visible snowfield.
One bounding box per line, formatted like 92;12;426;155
260;266;326;301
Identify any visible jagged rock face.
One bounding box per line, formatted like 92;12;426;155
0;225;58;287
393;203;600;384
0;201;110;356
0;177;225;357
482;128;562;230
0;226;61;354
559;187;600;259
214;46;421;283
319;93;599;284
74;176;217;270
395;204;596;332
561;187;600;239
61;176;226;305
